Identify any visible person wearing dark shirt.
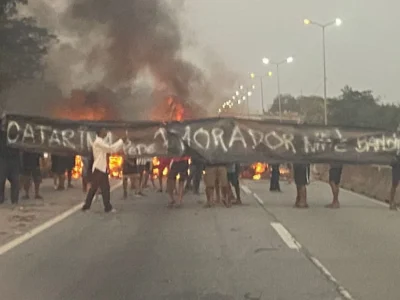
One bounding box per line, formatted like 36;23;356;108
21;151;43;199
293;163;310;208
167;156;189;207
389;162;400;210
0;129;20;204
326;163;343;209
122;156;139;199
66;155;76;188
269;163;281;192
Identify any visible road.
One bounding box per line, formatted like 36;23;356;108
0;182;343;300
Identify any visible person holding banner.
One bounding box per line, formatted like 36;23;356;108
82;129;126;213
326;164;343;209
293;163;310;208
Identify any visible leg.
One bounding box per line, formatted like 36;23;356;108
158;173;163;192
122;177;128;199
99;173;112;212
0;161;7;204
193;164;202;194
67;169;73;187
204;167;216;207
22;174;31;199
217;167;230;207
166;178;176;207
8;162;20;204
32;168;42;199
82;170;101;210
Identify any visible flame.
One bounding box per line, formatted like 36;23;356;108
109;155;123;178
252;162;267;175
72;155;83;179
253;174;261;180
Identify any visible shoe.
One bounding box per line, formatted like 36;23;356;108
105;208;117;213
82;206;90;212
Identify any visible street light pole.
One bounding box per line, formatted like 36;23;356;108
276;64;282;122
304;18;342;125
262;57;293;123
260;77;265;114
322;26;328;125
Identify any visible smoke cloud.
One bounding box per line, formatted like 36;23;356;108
16;0;239;119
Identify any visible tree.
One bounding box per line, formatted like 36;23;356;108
269;94;299;114
0;0;56;98
298;95;324;124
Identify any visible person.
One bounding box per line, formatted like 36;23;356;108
81;153;94;193
122;156;139;199
167;156;189;207
136;157;149;196
0;128;20;204
293;163;310;208
269;163;281;192
204;163;229;208
156;157;171;192
82;129;125;213
66;155;76;188
326;163;343;209
389;161;400;210
21;151;43;200
51;154;66;191
227;163;241;204
190;157;204;195
143;158;156;189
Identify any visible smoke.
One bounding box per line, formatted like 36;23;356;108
17;0;239;118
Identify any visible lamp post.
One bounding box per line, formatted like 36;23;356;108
250;72;272;114
304;18;342;125
262;56;294;122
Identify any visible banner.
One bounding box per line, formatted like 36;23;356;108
4;114;400;165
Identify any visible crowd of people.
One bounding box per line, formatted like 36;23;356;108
1;127;399;212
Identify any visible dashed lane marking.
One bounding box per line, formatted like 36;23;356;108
0;182;122;256
240;185;252;195
253;193;264;205
270;222;301;251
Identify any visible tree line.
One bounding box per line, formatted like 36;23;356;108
0;0;55;103
268;86;400;130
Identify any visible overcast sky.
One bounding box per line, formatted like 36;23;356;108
183;0;400;113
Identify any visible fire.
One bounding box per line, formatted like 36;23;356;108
253;174;261;180
109;155;123;178
252;162;267;175
72;155;83;179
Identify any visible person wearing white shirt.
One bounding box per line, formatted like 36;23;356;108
82;128;125;213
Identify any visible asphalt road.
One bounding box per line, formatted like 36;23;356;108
0;184;342;300
245;179;400;300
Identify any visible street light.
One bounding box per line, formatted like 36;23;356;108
304;17;342;125
239;85;244;90
235;91;239;96
249;72;273;114
247;91;252;97
262;56;294;122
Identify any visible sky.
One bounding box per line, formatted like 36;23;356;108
182;0;400;113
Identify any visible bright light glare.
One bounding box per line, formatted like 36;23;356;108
247;91;252;96
252;84;256;89
239;85;244;90
232;96;236;100
242;96;246;100
335;18;342;26
238;100;241;104
235;91;239;96
250;73;255;79
262;57;270;65
287;56;294;63
268;71;273;77
304;19;311;25
218;108;221;113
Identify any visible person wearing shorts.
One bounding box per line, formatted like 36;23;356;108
204;163;229;207
122;157;139;199
389;162;400;210
227;163;241;204
167;156;189;207
143;159;156;189
136;158;149;196
293;163;310;208
21;151;43;199
327;163;343;209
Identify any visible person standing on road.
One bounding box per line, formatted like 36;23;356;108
326;163;343;209
293;163;310;208
0;128;20;205
204;163;229;208
82;129;126;213
21;151;43;200
122;156;139;199
269;163;281;192
227;163;241;204
167;156;189;208
66;155;76;188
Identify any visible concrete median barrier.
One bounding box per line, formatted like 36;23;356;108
314;164;394;203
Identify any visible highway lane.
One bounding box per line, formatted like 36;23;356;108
245;179;400;300
0;187;341;300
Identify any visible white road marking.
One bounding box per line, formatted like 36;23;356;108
270;222;301;251
0;182;122;256
240;185;252;195
310;257;355;300
339;187;388;208
253;193;264;205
